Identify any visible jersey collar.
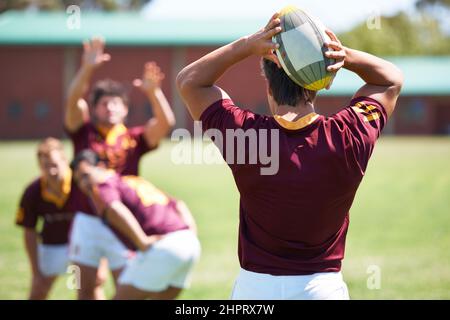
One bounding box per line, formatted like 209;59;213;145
96;124;127;146
40;169;72;208
273;112;320;131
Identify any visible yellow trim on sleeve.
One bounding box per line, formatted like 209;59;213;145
352;103;381;123
15;207;25;224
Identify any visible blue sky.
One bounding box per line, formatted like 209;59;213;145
142;0;417;32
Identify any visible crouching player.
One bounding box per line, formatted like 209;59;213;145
15;138;106;299
71;150;200;300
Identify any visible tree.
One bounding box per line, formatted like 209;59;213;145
338;12;450;56
416;0;450;8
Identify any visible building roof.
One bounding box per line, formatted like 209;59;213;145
0;11;263;46
1;11;449;96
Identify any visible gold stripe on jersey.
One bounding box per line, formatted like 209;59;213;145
352;102;380;123
16;207;25;224
122;176;169;207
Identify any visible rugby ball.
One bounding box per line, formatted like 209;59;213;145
273;5;335;91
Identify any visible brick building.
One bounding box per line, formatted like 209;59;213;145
0;11;449;139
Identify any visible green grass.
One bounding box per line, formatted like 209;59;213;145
0;137;449;299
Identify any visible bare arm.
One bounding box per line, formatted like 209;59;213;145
134;62;176;148
24;228;40;276
64;37;111;132
325;30;404;118
105;201;162;251
176;14;283;120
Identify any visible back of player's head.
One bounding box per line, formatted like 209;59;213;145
90;79;129;107
261;58;316;107
37;137;64;158
70;149;100;172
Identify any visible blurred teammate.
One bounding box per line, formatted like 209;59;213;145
177;13;403;299
64;37;176;299
15;138;105;299
71;150;200;300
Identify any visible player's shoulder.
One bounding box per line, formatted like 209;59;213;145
201;98;262;122
330;96;386;122
24;177;41;195
66;120;93;135
21;177;42;201
100;171;121;187
125;125;145;137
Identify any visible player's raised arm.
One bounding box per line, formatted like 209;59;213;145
176;13;282;120
105;201;163;252
324;30;404;118
134;62;176;149
64;37;111;133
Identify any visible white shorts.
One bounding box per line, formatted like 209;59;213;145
118;229;201;292
69;212;130;270
231;268;350;300
38;244;69;277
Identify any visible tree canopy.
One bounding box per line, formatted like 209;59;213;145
338;11;450;56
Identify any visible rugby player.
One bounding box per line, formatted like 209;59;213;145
15;138;105;299
71;150;200;300
176;13;403;299
64;37;176;299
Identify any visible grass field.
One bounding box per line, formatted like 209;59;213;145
0;137;449;299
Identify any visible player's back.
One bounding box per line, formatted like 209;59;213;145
94;174;189;249
201;97;387;275
234;113;363;245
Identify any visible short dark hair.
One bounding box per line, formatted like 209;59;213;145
261;58;316;107
70;149;100;171
37;137;65;158
90;79;129;107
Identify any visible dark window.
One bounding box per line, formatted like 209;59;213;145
7;101;22;120
35;101;50;119
402;99;426;123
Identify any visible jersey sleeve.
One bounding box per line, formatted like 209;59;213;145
199;99;262;169
127;126;156;156
331;96;388;173
64;122;90;154
200;99;257;132
15;185;38;229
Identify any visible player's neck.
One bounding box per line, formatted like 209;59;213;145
274;101;316;122
45;171;66;196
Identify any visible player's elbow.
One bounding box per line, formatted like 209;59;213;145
176;67;196;98
389;63;404;95
166;115;176;128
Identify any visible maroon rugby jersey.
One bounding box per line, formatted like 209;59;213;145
91;174;188;250
200;97;387;275
15;171;94;245
66;122;154;176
